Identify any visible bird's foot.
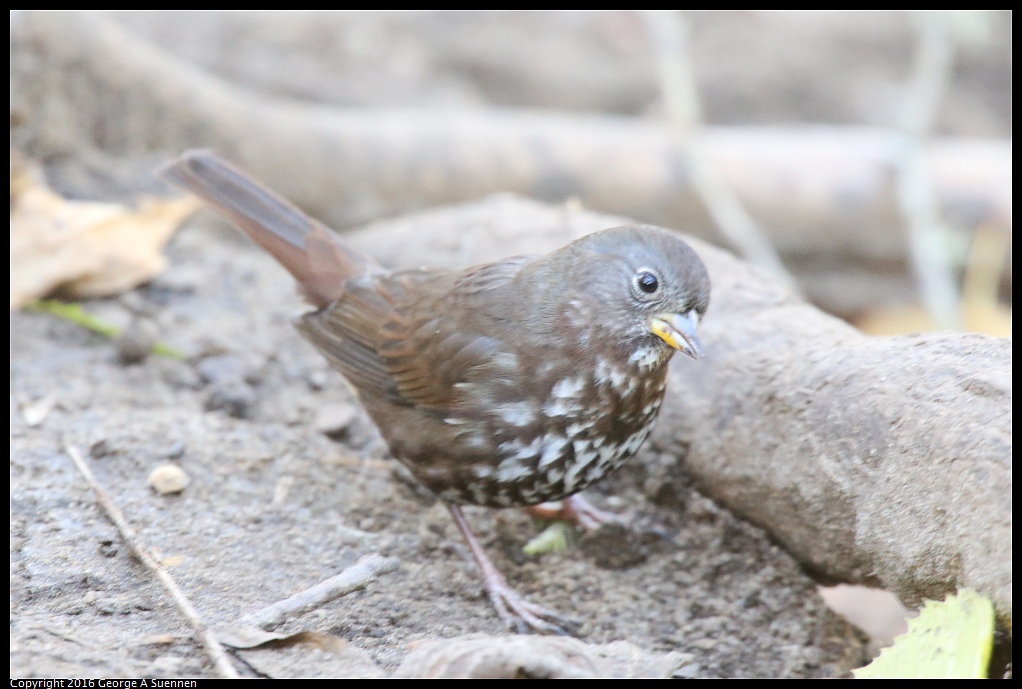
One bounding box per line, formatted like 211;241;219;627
524;494;624;531
447;502;581;635
481;567;581;636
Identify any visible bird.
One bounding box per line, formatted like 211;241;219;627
160;150;710;635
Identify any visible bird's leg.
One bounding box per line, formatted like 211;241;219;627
446;503;580;635
523;494;624;531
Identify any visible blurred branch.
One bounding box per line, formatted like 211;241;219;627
895;12;961;330
642;10;798;292
238;554;400;632
10;12;1011;316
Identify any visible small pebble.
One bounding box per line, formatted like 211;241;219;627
314;402;358;437
149;464;189;495
307;369;329;391
88;433;111;458
116;318;159;365
273;475;294;506
22;394;56;427
204;383;256;419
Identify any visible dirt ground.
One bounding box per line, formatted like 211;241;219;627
10;206;868;678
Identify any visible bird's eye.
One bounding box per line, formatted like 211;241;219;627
634;270;659;294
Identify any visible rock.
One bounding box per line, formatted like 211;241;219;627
115;318;159;365
148;463;189;494
314;402;358;438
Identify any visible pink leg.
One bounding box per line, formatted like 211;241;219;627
447;503;579;635
523;494;624;531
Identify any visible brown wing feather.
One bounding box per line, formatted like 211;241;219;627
295;275;401;401
297;257;535;411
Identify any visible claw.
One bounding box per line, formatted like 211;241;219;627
483;578;581;636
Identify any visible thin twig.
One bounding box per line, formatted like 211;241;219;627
65;445;240;678
26;300;185;359
239;553;400;631
642;10;798;292
895;12;961;330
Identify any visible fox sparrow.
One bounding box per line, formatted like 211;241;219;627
161;151;710;634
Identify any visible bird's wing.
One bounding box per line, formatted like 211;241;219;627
297;256;535;411
295;274;401;399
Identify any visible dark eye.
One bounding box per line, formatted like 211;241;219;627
635;270;659;294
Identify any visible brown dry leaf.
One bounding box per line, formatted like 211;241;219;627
10;160;199;309
221;629;385;679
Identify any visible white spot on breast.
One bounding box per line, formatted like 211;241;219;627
473;465;494;479
566;420;595;437
444;417;466;425
538;434;569;468
463;432;489;449
552;376;585;398
566;299;591;328
595;359;630;392
629;346;663;371
544;397;580;418
572;440;597;468
621;424;654;456
495;401;536;427
564;442;598;491
499;436;542;460
496;457;534;482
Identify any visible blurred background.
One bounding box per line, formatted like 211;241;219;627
11;10;1011;333
9;10;1013;656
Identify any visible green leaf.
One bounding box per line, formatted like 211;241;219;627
522;522;574;556
853;588;994;679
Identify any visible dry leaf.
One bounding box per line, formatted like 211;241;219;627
221;629;385;679
10;158;199;309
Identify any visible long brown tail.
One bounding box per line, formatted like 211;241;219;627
160;150;380;307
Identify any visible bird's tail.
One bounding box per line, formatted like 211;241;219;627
160;150;380;307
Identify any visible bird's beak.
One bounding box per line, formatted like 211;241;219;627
650;311;704;360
